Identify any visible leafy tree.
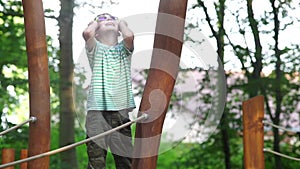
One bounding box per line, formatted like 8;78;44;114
0;0;30;153
56;0;79;168
227;0;300;168
185;1;233;168
0;0;27;122
177;0;300;168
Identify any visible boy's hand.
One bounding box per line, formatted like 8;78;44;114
118;19;128;32
88;20;96;26
117;19;134;51
83;20;99;50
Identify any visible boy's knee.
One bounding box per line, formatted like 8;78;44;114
86;141;106;158
114;155;132;169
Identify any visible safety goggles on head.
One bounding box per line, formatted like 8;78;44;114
94;14;118;22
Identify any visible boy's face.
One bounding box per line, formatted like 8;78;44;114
95;13;119;34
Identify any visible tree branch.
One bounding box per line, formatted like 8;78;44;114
197;0;218;40
246;0;263;79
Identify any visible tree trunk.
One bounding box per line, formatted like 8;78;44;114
246;0;263;98
58;0;78;168
271;0;283;168
216;1;231;168
199;1;231;168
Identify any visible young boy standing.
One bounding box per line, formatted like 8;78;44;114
82;13;135;169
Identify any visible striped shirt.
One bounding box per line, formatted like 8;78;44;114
86;40;136;111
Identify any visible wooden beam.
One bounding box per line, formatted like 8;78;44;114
242;95;265;169
1;148;15;169
20;149;28;169
132;0;188;168
22;0;50;168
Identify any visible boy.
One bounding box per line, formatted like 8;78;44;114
82;13;135;169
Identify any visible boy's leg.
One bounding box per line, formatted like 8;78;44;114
85;111;110;169
86;139;107;169
113;154;132;169
108;110;133;169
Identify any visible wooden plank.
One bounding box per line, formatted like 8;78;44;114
1;148;15;169
20;149;28;169
242;95;265;169
132;0;188;168
22;0;50;168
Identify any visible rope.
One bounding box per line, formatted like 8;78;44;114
0;113;148;169
0;116;37;136
263;121;300;162
264;148;300;162
263;120;300;134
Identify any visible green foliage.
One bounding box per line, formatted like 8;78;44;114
157;144;184;169
0;125;29;163
0;0;27;123
174;132;239;169
264;139;300;168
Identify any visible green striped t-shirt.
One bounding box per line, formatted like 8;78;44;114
86;40;136;111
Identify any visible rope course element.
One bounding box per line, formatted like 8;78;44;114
264;148;300;162
263;120;300;134
242;96;300;167
0;114;148;169
263;120;300;162
0;116;37;136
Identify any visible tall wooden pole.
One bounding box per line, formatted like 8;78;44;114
132;0;188;168
22;0;50;168
242;95;265;169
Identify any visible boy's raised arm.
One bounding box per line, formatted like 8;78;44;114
118;20;134;51
82;21;98;52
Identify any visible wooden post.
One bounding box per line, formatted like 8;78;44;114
1;148;15;169
22;0;50;168
242;95;265;169
132;0;188;168
20;149;28;169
